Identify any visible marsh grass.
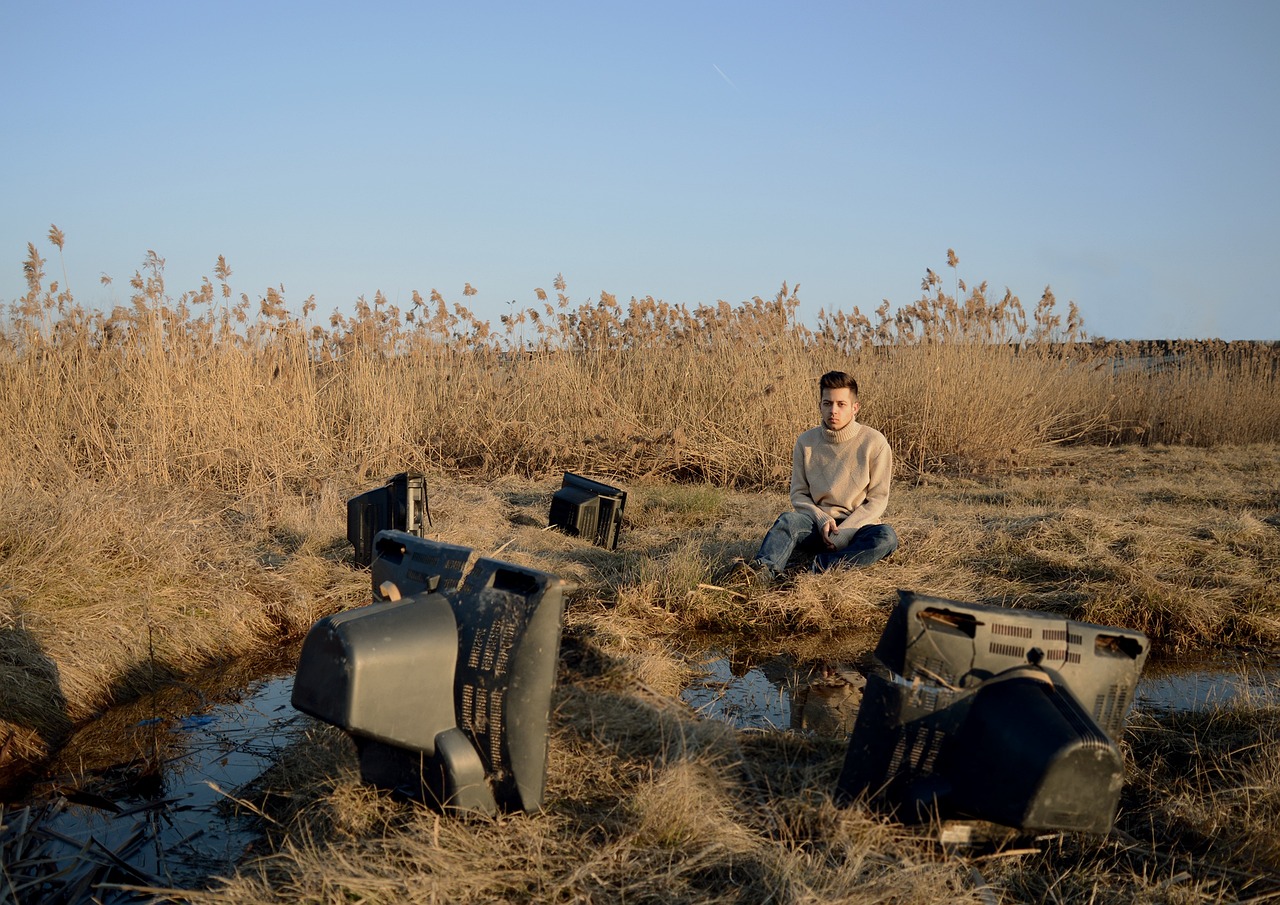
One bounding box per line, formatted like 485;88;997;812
4;233;1280;901
0;477;367;783
164;655;989;905
2;450;1278;900
1126;698;1280;876
0;469;531;789
568;445;1280;657
5;235;1277;499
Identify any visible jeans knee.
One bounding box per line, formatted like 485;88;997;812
810;523;898;572
774;510;815;532
861;524;898;561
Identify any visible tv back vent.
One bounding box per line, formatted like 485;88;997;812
874;590;1149;740
548;473;626;549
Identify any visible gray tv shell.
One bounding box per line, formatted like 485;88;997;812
291;591;459;754
838;590;1149;833
876;590;1149;739
549;473;626;549
370;530;471;600
291;532;571;814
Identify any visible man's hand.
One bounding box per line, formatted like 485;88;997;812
821;518;840;550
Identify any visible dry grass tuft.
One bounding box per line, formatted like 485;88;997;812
629;758;761;854
1124;697;1280;877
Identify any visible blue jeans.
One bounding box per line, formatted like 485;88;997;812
754;511;898;577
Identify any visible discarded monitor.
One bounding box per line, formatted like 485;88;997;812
836;590;1149;834
370;530;471;602
548;473;627;549
346;472;430;567
292;531;571;814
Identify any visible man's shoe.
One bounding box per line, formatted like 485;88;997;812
725;557;774;589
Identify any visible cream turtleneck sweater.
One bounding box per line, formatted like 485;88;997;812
788;419;892;549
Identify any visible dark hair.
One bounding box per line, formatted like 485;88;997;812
819;370;859;397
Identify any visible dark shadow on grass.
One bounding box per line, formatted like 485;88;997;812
0;616;71;797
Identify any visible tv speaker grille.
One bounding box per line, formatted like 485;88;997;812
989;642;1026;659
1044;649;1083;665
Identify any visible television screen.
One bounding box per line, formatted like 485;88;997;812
292;533;571;814
548;473;626;549
837;590;1149;833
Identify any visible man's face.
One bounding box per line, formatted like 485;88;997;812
820;387;859;431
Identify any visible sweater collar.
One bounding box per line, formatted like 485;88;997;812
822;420;860;444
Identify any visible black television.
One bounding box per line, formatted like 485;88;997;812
370;530;472;601
346;472;430;567
292;531;572;814
836;590;1149;834
548;473;626;550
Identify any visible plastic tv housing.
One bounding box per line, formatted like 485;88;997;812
346;472;429;567
548;473;626;549
837;590;1149;834
291;530;572;814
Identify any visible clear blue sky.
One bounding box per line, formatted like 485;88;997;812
3;1;1277;340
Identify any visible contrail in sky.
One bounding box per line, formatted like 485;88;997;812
712;63;737;90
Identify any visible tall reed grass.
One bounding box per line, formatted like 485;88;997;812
4;233;1277;496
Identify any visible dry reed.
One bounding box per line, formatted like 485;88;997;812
5;233;1277;501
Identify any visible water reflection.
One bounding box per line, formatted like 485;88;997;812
1135;661;1280;711
4;653;303;900
681;650;866;738
682;649;1280;738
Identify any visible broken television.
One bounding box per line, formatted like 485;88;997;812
837;590;1149;834
292;531;571;814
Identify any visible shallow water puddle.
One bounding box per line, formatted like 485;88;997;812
4;653;304;898
6;642;1277;900
1134;660;1280;711
680;651;867;738
681;650;1280;736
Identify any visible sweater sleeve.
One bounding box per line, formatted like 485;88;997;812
831;435;892;543
789;437;828;524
